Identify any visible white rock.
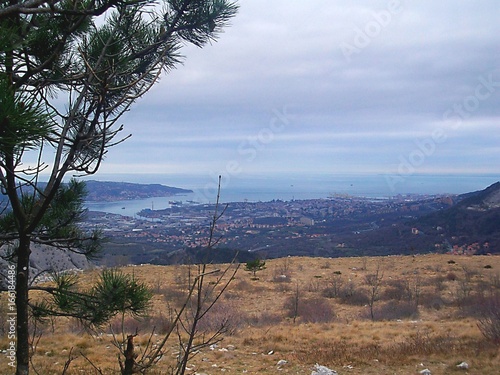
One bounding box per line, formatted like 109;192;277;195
267;350;274;355
456;361;469;369
311;364;338;375
419;369;432;375
277;360;288;366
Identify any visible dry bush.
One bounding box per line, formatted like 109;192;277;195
274;282;292;292
361;300;418;321
307;277;323;292
488;273;500;289
339;282;370;306
292;338;366;366
389;330;464;358
381;278;410;301
232;278;253;292
319;261;332;269
243;311;283;327
141;313;173;335
161;285;189;307
107;313;173;335
321;274;344;299
419;291;447;310
433;274;447;291
272;258;293;283
293;330;483;368
477;292;500;344
284;296;335;324
272;273;292;283
196;300;243;335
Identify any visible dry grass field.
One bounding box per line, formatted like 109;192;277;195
3;254;500;374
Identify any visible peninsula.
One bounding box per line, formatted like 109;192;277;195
83;180;193;202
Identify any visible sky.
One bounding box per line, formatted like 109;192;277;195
97;0;500;187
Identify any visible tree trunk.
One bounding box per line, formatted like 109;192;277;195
123;335;135;375
15;234;31;375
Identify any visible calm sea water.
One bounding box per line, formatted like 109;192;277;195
83;173;500;216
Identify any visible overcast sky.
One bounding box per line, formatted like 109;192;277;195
99;0;500;185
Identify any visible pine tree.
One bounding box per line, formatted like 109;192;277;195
0;1;238;373
245;258;266;278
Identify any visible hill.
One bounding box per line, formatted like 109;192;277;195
410;181;500;254
331;182;500;257
4;255;500;374
83;180;193;201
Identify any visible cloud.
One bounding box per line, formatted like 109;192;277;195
101;0;500;181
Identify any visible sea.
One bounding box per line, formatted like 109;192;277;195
83;173;500;217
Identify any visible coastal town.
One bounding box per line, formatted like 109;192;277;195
81;193;462;265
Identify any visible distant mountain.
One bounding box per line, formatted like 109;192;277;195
84;180;193;201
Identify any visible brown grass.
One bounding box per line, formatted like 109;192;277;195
2;254;500;374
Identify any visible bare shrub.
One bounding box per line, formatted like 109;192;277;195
462;265;479;280
145;313;173;334
477;293;500;344
453;280;474;308
361;300;418;321
339;282;369;306
293;332;484;367
320;261;331;269
162;285;189;307
307;278;323;292
197;301;242;336
419;291;446;310
232;278;253;292
272;273;292;283
222;290;239;300
292;338;353;365
365;264;384;320
488;273;500;289
245;311;283;327
284;296;335;323
108;316;142;335
272;259;292;283
321;274;344;299
173;265;192;288
390;330;457;357
275;282;292;292
433;274;447;292
381;279;408;301
107;313;173;335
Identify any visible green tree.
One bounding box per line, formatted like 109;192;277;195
0;1;238;374
245;258;266;278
